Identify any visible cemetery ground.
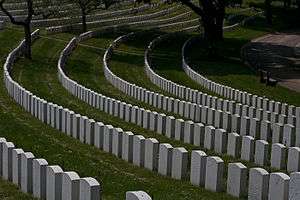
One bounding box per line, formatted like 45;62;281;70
0;1;299;199
0;28;239;200
104;10;300;108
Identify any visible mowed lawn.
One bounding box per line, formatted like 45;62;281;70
150;7;300;106
0;3;298;200
0;28;239;199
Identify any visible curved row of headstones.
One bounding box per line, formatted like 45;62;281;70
101;31;300;173
45;4;181;33
0;27;155;200
0;3;78;21
0;137;101;200
144;29;300;149
0;0;134;23
3;25;300;200
55;32;300;200
1;1;44;10
0;29;232;199
2;29;200;199
31;2;152;28
143;11;297;125
96;23;298;156
180;27;300;139
0;24;152;200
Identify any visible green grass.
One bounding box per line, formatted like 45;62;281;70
185;29;300;106
0;178;37;200
2;30;241;199
0;27;282;199
64;29;287;173
0;2;299;199
147;8;300;107
0;29;44;200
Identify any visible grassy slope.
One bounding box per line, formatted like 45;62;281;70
0;29;37;200
186;26;300;106
108;30;221;99
0;178;37;200
65;29;288;173
0;4;298;200
3;30;238;199
150;7;300;106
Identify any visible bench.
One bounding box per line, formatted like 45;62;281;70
258;69;278;86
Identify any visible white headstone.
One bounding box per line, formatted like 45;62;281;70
94;122;104;149
272;123;284;144
103;125;113;153
282;124;295;147
79;177;101;200
289;172;300;200
32;159;48;199
205;156;224;192
214;129;227;153
193;123;205;147
204;126;215;150
175;119;184;141
12;148;24;186
126;191;152;200
62;172;80;200
227;132;241;157
165;116;175;138
241;136;255;161
181;120;193;143
0;138;7;176
122;131;134;162
287;147;300;172
158;143;173;176
270;143;286;170
260;120;271;142
112;128;123;158
254;140;269;166
21;152;35;193
144;138;159;171
250;118;260;138
2;142;15;181
171;147;188;180
46;165;63;200
190;150;207;186
133;135;145;167
248;168;269;200
227;162;247;197
268;172;289;200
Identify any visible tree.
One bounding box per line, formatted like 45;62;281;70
71;0;120;32
178;0;226;42
264;0;272;24
0;0;59;59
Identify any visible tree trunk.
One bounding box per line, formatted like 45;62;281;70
24;23;32;59
81;9;87;32
215;6;225;41
265;0;272;25
202;16;223;43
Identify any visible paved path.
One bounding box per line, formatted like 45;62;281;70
244;32;300;92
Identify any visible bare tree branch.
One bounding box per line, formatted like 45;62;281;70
178;0;203;16
0;0;26;25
